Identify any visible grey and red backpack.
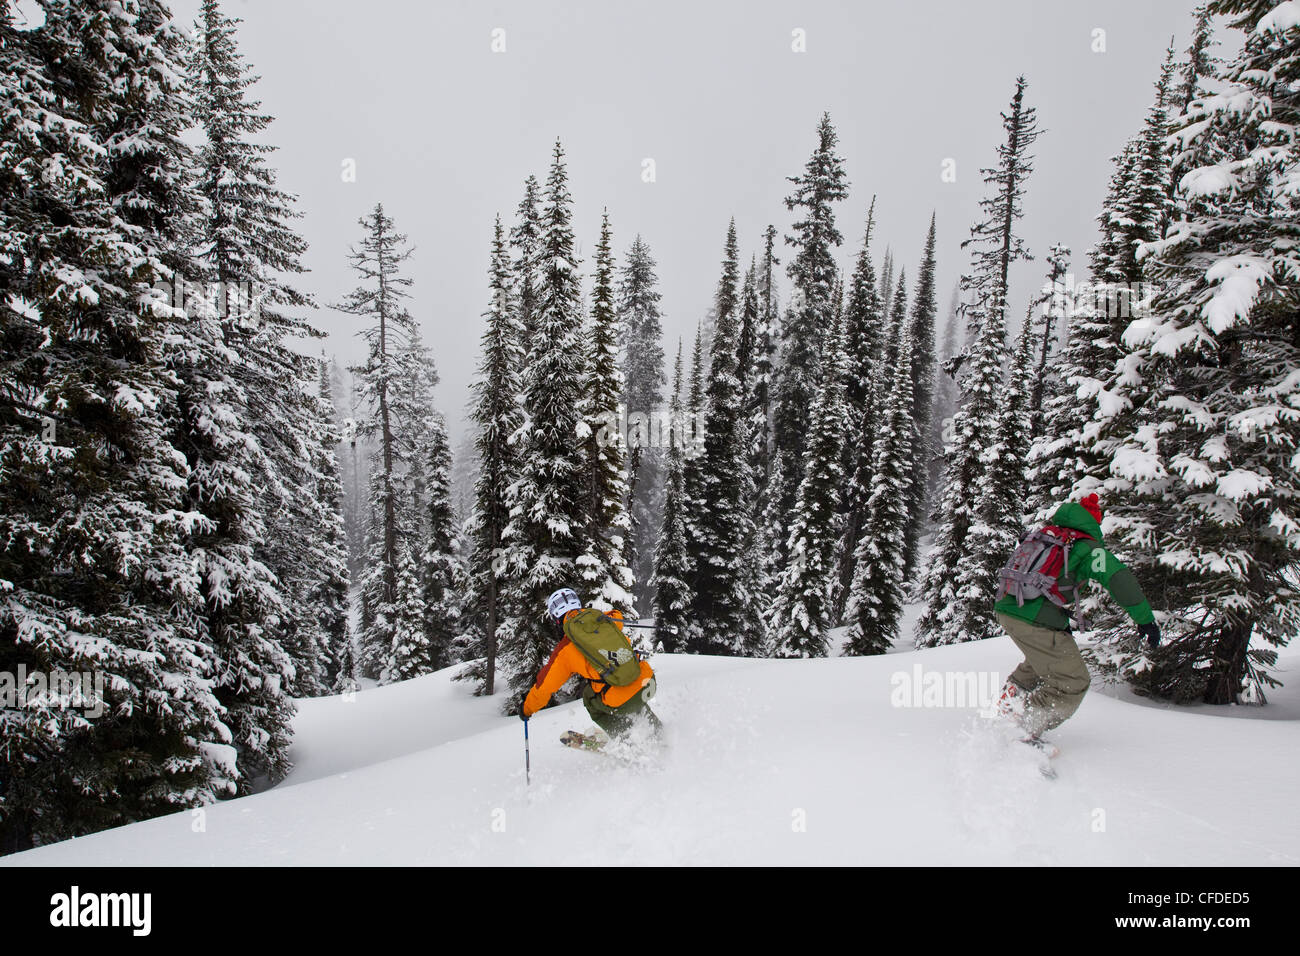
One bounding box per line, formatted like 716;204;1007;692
996;525;1094;626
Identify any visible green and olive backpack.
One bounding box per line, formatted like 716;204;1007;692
562;609;641;686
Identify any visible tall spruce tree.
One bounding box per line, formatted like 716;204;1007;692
832;202;883;616
769;308;851;658
123;0;297;788
903;214;939;577
338;204;423;681
310;355;352;690
189;0;346;702
831;201;886;623
653;344;695;652
1028;244;1071;425
464;217;523;695
618;234;667;423
737;259;759;411
415;410;463;673
0;0;230;849
679;320;707;621
391;325;446;685
884;273;909;403
510;175;543;346
918;77;1039;647
580;211;636;614
497;140;590;708
617;234;667;611
689;220;759;654
735;257;769;638
844;314;917;655
1093;0;1300;705
880;248;896;320
949;324;1036;643
752;226;783;597
752;224;780;495
770;113;849;567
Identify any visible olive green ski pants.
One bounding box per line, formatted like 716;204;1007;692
582;680;662;737
998;613;1092;735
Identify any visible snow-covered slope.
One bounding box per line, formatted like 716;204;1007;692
6;631;1298;866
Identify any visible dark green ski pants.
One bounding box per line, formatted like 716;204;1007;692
582;680;662;737
998;613;1091;735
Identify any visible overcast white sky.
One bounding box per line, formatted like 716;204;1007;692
170;0;1210;443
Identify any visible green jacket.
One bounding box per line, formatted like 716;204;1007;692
994;501;1153;631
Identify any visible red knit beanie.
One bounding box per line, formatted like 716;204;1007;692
1080;493;1103;524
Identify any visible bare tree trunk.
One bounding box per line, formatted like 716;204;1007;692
1203;619;1251;705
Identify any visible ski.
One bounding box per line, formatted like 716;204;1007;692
1019;735;1059;779
559;729;665;770
559;730;608;753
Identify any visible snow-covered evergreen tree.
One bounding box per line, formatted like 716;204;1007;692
880;247;896;321
918;77;1039;647
1108;47;1179;286
689;220;760;654
769;308;851;658
844;314;916;655
679;320;707;611
949;324;1036;643
618;234;666;423
1095;0;1300;705
497;140;591;708
769;113;849;567
579;210;636;615
752;226;785;601
737;259;759;406
831;200;885;622
617;233;666;611
463;216;523;695
310;355;352;690
1030;157;1136;517
387;542;430;680
0;0;230;849
119;0;298;790
751;224;780;495
652;344;695;652
188;0;346;707
1030;53;1183;520
883;272;909;404
1175;5;1221;116
904;214;939;576
380;319;447;682
1028;244;1071;424
510;175;543;345
338;204;423;681
415;410;463;673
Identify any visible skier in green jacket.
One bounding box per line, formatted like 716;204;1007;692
994;493;1160;737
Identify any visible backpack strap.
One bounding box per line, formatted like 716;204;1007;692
1047;528;1095;628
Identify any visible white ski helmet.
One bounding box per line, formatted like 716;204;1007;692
546;588;582;620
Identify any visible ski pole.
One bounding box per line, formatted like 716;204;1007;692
623;623;679;635
523;717;530;786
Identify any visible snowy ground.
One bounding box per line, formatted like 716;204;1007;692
6;614;1298;866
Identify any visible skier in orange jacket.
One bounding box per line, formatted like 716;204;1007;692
519;588;660;740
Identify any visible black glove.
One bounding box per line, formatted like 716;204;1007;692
518;695;530;721
1139;621;1161;649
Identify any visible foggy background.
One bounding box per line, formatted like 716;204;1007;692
167;0;1207;443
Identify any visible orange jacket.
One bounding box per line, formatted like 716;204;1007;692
521;610;654;718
